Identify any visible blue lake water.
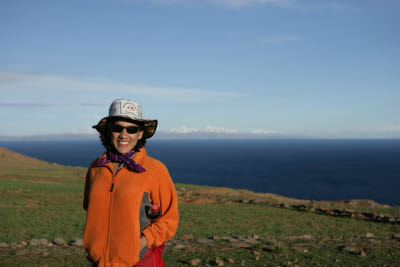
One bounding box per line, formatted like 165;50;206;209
1;139;399;206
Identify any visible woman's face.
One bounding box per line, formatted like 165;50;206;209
110;120;144;155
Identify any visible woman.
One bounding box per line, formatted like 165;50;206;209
83;99;179;267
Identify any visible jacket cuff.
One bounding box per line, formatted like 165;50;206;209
142;228;155;247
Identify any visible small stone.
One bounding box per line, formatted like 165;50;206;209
9;242;17;248
47;243;53;247
20;241;27;247
0;242;9;248
180;234;194;240
256;256;260;261
366;233;374;238
40;238;48;245
299;235;313;240
42;252;49;257
253;251;260;255
216;258;224;266
196;238;213;244
174;244;186;249
361;251;367;257
188;258;201;266
211;236;220;240
232;242;251;248
30;239;42;246
391;233;400;240
16;249;29;256
69;238;83;246
252;235;260;239
341;245;359;254
53;237;65;246
227;259;234;263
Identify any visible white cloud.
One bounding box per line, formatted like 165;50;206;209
262;35;300;44
170;126;279;135
0;72;241;103
170;125;200;133
251;129;277;134
204;125;238;133
170;125;239;134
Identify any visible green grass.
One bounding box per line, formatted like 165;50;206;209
1;149;399;266
177;203;399;240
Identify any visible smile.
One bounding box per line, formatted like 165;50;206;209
118;141;130;145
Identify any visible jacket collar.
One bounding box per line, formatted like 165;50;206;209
98;147;147;173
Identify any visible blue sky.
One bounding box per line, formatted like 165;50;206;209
0;0;399;138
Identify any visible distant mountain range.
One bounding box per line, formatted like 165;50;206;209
0;131;314;141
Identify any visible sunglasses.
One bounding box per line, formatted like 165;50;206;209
110;124;141;134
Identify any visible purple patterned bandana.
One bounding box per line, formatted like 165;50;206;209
97;150;146;173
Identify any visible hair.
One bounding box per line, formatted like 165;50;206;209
99;118;147;154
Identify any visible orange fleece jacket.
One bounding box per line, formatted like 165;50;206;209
83;148;179;267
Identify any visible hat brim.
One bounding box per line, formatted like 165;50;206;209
92;116;157;139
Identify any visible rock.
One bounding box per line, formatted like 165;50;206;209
30;239;42;246
20;241;27;247
291;246;308;254
241;237;260;244
211;236;220;240
252;235;260;239
365;233;374;238
69;238;83;246
253;251;260;255
0;242;9;248
291;205;307;210
174;244;186;249
40;238;48;245
232;242;251;248
215;257;224;266
341;245;359;254
224;237;238;243
53;237;65;246
188;259;201;266
299;235;313;240
367;200;379;207
391;233;400;240
227;258;234;263
10;242;19;249
16;249;29;256
180;234;194;240
383;216;395;223
286;235;313;241
361;251;367;257
196;238;213;244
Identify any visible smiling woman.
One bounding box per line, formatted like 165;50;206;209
83;99;179;267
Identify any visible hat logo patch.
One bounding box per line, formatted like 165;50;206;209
122;103;136;115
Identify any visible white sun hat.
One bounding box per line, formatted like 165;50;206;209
92;99;158;139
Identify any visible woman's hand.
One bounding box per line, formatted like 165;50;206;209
140;234;148;250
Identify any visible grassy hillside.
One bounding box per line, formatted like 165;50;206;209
0;147;399;266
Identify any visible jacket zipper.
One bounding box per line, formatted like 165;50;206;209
103;173;117;265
